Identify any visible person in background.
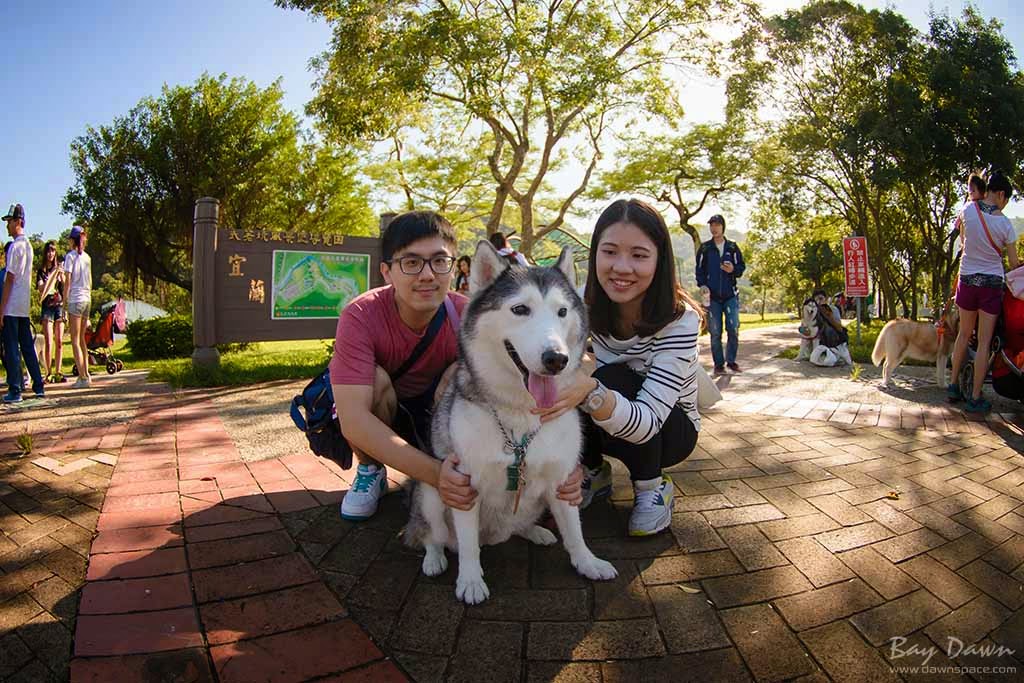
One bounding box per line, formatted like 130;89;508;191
695;214;746;375
62;225;93;388
36;241;67;383
454;255;471;294
948;170;1019;413
1;204;45;402
487;232;529;266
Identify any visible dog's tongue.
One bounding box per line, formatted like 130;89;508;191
528;373;558;409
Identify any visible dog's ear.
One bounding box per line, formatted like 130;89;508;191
471;240;509;293
554;247;575;285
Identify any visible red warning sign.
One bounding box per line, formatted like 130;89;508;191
843;237;869;297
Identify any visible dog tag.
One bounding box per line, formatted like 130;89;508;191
512;463;527;514
506;464;520;492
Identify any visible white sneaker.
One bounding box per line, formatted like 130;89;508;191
628;475;674;537
340;464;388;521
72;377;91;389
580;460;613;510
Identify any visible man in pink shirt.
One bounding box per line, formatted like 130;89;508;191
330;211;582;520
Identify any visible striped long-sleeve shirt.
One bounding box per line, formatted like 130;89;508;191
591;309;701;443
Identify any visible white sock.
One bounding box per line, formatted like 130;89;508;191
634;476;662;492
357;463;380;474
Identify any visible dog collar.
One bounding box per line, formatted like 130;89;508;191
488;407;540;513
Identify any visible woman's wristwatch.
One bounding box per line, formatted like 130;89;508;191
580;380;608;415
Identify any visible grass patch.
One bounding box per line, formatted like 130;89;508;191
738;312;799;330
146;339;332;388
45;337;331;388
776;319;935;367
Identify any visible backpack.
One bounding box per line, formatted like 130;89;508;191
290;297;458;468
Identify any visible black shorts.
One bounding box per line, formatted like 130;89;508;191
331;386;437;469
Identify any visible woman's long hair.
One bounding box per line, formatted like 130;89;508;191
37;240;58;280
585;198;704;338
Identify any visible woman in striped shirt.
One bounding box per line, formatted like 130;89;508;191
533;199;703;536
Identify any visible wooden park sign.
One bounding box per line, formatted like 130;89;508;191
191;197;385;367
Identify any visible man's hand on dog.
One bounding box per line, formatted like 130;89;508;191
531;369;595;423
439;455;477;510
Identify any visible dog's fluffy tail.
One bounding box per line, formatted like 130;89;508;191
871;323;890;367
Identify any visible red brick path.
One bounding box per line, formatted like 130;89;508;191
69;396;407;682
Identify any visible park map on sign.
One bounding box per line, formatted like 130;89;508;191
272;250;368;319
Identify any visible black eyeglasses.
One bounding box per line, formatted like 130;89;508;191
386;255;456;275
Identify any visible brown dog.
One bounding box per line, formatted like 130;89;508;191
871;306;959;387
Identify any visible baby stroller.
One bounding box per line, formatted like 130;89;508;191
71;298;128;375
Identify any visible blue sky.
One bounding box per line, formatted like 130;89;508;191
0;0;1021;242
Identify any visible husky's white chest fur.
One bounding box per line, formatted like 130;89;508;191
446;399;580;546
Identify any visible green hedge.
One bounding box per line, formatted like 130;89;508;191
126;316;193;359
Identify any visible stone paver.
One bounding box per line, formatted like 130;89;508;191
4;327;1024;681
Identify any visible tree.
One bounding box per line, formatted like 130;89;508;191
278;0;739;256
594;122;757;255
733;2;1024;319
62;73;374;292
795;240;842;291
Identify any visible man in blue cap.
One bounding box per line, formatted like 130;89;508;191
1;204;45;402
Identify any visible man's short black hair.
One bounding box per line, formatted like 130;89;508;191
813;289;827;299
381;211;457;262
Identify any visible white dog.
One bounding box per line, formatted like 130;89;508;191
796;299;821;361
404;241;617;604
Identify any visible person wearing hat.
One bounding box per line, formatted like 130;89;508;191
695;214;746;375
1;204;45;402
62;225;93;388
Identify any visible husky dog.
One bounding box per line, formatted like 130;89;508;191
872;305;959;386
796;299;821;361
404;241;617;604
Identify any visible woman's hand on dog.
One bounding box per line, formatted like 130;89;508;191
556;464;584;506
532;370;596;423
439;454;478;510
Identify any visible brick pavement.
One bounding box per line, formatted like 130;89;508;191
3;363;1024;680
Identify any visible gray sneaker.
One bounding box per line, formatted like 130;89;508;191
628;475;674;537
580;460;613;510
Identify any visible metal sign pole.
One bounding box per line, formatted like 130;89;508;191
856;297;861;344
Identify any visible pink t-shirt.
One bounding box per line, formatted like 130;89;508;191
329;286;467;400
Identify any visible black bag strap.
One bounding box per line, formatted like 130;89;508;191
390;301;448;382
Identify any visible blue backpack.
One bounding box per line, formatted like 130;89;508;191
290;300;453;469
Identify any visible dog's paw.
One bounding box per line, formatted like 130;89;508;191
422;548;448;577
573;555;618;581
455;575;490;604
520;525;558;546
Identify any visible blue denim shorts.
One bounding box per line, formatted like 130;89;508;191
41;305;64;322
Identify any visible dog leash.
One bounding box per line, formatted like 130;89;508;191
488;407;539;514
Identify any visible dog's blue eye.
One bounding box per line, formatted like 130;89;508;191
511;304;530;316
558;307;567;317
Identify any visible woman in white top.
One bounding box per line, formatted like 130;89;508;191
533;199;703;536
949;170;1019;413
62;225;93;387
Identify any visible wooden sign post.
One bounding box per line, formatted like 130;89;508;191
191;197;385;369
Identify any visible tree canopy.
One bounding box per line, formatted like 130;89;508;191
63;73;374;291
278;0;740;256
